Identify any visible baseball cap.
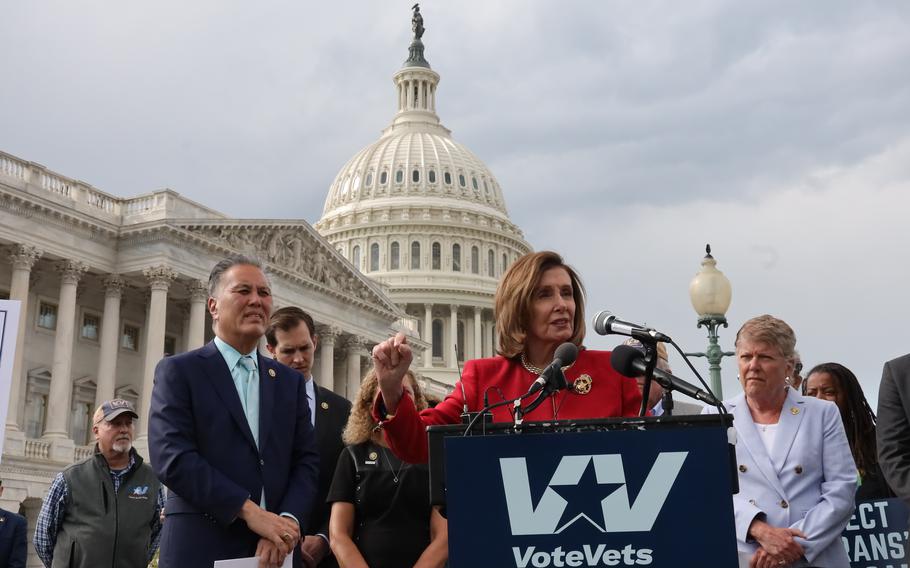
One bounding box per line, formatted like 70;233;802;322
93;399;139;424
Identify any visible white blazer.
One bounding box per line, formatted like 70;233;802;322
704;388;856;567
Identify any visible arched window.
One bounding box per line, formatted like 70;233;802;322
380;171;388;185
457;320;465;361
352;245;361;271
432;319;444;358
390;242;400;270
411;241;421;269
395;169;403;183
459;174;466;187
412;169;420;183
370;243;380;271
365;172;373;186
472;177;478;191
502;253;508;274
444;171;452;185
471;246;479;274
428;169;436;183
432;242;441;270
452;244;461;272
488;249;495;276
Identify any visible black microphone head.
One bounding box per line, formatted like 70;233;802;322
610;344;644;377
554;342;579;366
591;310;614;335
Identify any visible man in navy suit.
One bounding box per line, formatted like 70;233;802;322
0;481;27;568
149;255;320;568
265;307;351;568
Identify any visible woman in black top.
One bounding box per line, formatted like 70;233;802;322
803;362;896;500
328;370;448;568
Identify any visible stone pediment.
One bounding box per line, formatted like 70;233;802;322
178;221;398;315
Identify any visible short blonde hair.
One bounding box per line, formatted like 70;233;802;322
495;251;586;358
342;369;428;445
735;315;796;360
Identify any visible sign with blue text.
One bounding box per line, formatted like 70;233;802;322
445;426;737;568
843;498;908;568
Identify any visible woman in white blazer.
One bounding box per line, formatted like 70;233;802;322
704;315;856;568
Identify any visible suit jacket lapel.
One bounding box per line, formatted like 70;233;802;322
258;353;277;450
730;393;788;499
200;341;258;450
770;388;806;473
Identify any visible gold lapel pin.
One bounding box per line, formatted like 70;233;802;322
321;401;329;410
790;407;800;415
572;374;593;395
369;451;378;460
267;368;277;378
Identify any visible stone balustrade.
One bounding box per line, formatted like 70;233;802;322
0;149;225;222
24;438;51;460
74;445;94;461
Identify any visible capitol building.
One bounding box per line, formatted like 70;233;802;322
0;9;529;563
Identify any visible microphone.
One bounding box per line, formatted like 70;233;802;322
592;311;672;343
525;342;579;396
611;345;720;405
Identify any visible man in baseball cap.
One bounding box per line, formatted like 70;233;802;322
34;399;164;568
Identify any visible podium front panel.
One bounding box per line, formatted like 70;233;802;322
444;425;737;568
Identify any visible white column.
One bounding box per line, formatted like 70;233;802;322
473;306;482;360
137;265;177;443
44;260;88;439
491;320;499;354
5;245;42;435
316;325;339;392
345;337;363;401
186;279;208;350
94;275;125;410
423;303;433;367
417;80;424;110
486;320;496;357
449;305;459;367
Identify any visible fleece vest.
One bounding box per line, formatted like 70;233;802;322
53;449;159;568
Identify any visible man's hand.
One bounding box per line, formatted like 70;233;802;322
748;520;806;566
238;500;300;559
371;332;413;413
300;535;330;568
255;538;287;568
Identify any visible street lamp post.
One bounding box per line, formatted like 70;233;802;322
686;244;734;399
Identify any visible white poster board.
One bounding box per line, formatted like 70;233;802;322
0;300;23;460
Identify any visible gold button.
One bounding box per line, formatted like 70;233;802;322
780;500;789;508
739;465;748;473
794;465;803;474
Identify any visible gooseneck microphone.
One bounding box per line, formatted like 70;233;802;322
524;342;579;397
592;311;672;343
611;344;720;405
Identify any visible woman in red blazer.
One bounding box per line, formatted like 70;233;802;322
371;250;642;464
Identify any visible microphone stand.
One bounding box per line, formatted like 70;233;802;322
514;366;568;427
661;390;674;417
637;341;659;418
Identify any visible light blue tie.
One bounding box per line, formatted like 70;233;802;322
238;356;260;448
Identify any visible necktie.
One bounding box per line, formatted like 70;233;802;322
238;356;260;448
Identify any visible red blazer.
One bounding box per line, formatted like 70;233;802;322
374;349;642;463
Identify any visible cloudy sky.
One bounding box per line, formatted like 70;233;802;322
3;1;909;404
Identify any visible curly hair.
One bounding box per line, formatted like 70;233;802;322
342;369;428;445
803;362;878;477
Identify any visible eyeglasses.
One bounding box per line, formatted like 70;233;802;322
794;362;804;375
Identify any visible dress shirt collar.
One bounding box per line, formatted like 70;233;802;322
214;336;259;370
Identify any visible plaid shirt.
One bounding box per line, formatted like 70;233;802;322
34;453;165;568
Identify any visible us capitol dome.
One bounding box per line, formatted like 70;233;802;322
315;6;531;389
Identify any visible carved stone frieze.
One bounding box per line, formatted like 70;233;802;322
181;225;383;307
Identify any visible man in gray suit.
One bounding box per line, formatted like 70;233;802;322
621;338;702;416
877;353;910;510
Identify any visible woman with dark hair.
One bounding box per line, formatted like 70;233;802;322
803;362;895;500
327;369;448;568
369;250;642;464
